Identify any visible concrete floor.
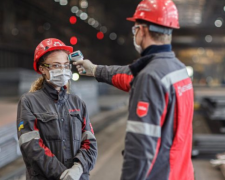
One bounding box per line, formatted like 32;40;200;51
1;112;224;180
90;114;127;180
90;113;225;180
193;160;224;180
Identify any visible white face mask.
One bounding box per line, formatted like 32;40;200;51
133;35;143;54
47;69;72;87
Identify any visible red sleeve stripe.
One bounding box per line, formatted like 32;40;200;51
34;119;55;157
147;93;169;176
38;139;54;157
81;139;91;150
112;74;133;92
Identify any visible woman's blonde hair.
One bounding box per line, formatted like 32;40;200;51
29;50;70;92
29;76;44;92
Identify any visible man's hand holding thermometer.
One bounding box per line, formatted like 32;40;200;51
69;50;97;77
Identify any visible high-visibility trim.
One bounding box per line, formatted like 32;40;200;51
82;131;96;141
19;131;40;147
161;68;189;89
126;121;161;138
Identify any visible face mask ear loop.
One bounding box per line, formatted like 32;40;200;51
133;28;143;54
46;69;53;82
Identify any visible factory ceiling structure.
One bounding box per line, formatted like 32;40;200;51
0;0;225;69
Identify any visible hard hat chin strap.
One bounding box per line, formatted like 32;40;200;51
149;24;173;35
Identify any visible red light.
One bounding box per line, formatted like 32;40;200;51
97;32;104;40
70;37;78;45
70;16;77;24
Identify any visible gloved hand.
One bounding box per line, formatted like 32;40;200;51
73;60;97;77
60;162;83;180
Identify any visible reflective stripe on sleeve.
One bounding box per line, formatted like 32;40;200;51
82;131;96;141
126;121;161;138
161;68;189;89
19;131;40;147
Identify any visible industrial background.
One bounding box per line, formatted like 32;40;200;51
1;0;225;179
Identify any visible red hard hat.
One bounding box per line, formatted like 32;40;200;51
33;38;73;74
127;0;180;29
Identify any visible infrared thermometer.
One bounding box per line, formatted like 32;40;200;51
68;50;86;73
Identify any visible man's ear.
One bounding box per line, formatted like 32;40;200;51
39;65;45;75
139;26;146;37
142;26;149;37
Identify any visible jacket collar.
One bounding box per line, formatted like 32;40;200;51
129;44;172;77
42;80;67;103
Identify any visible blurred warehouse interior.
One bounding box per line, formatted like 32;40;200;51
1;0;225;179
0;0;225;85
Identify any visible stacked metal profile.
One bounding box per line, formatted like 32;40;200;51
192;97;225;158
201;96;225;120
0;123;21;169
193;135;225;157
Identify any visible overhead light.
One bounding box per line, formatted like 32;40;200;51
71;6;79;13
97;32;104;40
59;0;68;6
93;21;99;28
205;35;213;43
76;10;83;17
117;37;125;45
224;6;225;12
80;13;88;20
197;47;205;55
215;18;223;27
193;15;202;24
88;18;95;26
194;18;202;24
80;0;88;9
109;33;117;40
70;16;77;24
70;37;78;45
100;26;107;33
54;0;60;2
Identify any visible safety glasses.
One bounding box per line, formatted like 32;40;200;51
42;63;72;70
132;24;148;35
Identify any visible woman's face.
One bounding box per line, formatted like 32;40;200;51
39;50;69;81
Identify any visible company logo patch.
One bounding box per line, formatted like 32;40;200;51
136;101;149;117
18;121;24;131
177;83;192;96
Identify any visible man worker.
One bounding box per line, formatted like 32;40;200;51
74;0;194;179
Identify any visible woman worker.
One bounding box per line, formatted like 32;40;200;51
17;38;97;180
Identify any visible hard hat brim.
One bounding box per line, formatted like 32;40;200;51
126;17;136;22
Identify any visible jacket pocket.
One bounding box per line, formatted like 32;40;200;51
36;113;61;140
27;168;45;180
69;112;83;141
